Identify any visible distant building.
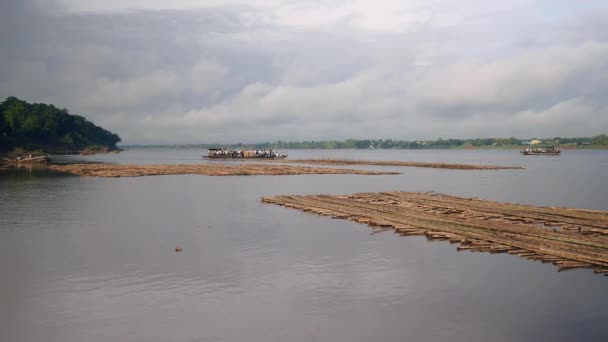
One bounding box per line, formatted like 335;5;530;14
530;139;542;145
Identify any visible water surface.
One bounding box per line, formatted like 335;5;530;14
1;149;607;341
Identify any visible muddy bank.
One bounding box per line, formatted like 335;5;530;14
262;191;608;275
257;158;524;170
49;163;400;177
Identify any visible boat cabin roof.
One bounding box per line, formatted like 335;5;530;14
208;148;277;151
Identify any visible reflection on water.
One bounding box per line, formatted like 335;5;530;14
1;149;607;342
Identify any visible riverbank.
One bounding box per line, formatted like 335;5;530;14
263;191;608;275
0;146;121;158
48;163;400;177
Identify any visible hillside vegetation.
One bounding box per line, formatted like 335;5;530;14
0;97;120;153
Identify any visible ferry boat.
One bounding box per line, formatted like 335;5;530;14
204;148;288;159
520;146;561;155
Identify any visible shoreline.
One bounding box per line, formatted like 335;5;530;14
118;144;608;150
0;146;122;157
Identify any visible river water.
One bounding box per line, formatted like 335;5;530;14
1;148;607;342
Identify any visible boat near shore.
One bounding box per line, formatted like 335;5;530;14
0;154;51;165
520;146;561;155
204;148;288;159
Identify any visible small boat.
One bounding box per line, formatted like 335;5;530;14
203;148;288;159
1;155;51;164
520;146;561;155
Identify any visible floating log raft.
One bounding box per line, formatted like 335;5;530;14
262;191;608;275
261;159;524;170
48;163;400;177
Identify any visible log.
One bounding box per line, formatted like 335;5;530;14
262;190;608;276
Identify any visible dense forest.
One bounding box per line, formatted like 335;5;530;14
0;97;120;153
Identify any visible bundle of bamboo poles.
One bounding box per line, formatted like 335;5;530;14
48;164;399;177
261;158;524;170
262;191;608;275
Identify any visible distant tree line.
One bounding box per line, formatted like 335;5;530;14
258;136;607;149
0;97;121;152
591;134;608;145
126;135;608;151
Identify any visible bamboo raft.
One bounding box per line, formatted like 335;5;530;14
48;163;400;177
262;191;608;275
260;159;524;170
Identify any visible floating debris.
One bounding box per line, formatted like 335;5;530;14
262;191;608;275
48;164;399;177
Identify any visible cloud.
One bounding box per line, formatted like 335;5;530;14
411;42;608;116
191;61;229;95
180;68;397;128
1;1;607;144
82;70;181;110
450;98;608;139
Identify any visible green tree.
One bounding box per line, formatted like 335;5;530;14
592;134;608;145
0;96;121;152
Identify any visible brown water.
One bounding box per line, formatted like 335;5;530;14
1;149;607;342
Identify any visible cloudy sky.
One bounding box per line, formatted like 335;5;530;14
1;0;607;144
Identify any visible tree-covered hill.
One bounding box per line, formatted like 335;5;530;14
0;97;120;153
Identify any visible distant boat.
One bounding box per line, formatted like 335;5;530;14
520;146;561;155
203;148;288;159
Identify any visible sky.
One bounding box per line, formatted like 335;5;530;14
1;0;607;144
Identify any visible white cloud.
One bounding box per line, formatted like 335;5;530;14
452;99;608;139
411;42;608;114
180;67;397;128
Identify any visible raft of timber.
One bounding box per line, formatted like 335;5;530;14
262;191;608;275
260;159;524;170
48;163;399;177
